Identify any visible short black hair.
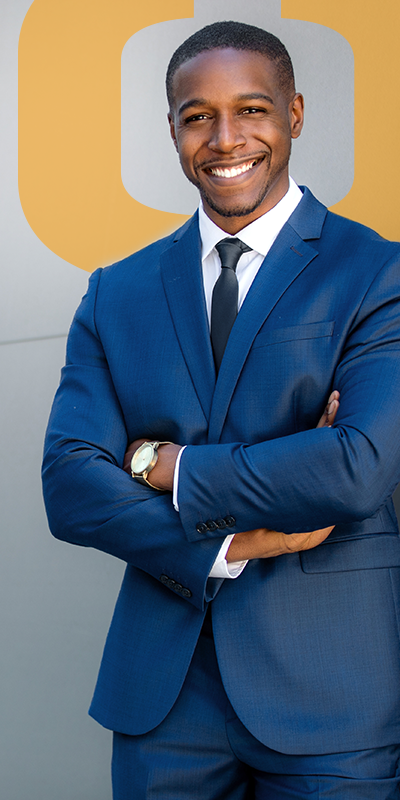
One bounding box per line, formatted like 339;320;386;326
166;20;295;109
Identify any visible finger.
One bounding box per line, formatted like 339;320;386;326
316;390;340;428
284;531;313;552
325;399;339;426
284;525;334;552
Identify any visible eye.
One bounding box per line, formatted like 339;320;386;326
184;113;210;124
241;107;266;115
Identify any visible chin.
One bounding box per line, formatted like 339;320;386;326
201;192;267;220
197;173;281;220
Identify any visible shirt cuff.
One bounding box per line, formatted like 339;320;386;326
209;534;248;579
172;445;186;511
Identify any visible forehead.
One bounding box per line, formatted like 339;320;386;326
171;48;284;111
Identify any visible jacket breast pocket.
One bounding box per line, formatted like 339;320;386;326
252;320;335;349
300;533;400;573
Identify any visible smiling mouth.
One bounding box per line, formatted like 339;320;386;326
206;158;261;179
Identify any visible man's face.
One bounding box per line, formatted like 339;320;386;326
168;48;304;234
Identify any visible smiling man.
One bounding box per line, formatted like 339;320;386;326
168;45;303;227
42;21;400;800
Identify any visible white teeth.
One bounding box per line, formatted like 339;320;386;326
209;160;257;178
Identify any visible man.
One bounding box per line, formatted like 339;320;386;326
42;20;400;799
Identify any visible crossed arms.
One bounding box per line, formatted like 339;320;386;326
122;391;340;563
42;249;400;610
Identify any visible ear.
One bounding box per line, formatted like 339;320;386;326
168;112;179;152
290;93;304;140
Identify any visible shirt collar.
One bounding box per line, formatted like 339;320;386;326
198;177;303;261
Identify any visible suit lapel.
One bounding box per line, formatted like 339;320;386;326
208;189;328;442
160;189;328;438
160;214;216;421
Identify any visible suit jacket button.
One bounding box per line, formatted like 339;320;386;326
206;519;218;531
196;522;208;534
181;588;192;598
166;579;176;589
160;574;169;584
215;518;227;529
224;516;236;528
173;583;183;593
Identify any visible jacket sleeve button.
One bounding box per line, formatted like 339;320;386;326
206;519;218;531
173;583;183;593
215;518;227;529
224;515;236;527
196;522;208;534
181;588;192;598
160;574;169;584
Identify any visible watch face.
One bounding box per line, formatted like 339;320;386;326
132;443;154;474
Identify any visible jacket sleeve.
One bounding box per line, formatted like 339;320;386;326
42;269;223;611
177;253;400;542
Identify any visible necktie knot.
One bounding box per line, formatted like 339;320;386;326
215;237;252;272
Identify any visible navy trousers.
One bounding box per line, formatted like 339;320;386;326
112;614;400;799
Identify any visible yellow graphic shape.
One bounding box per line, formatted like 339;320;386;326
19;1;400;272
282;0;400;241
19;0;193;271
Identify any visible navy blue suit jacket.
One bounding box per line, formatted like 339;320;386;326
43;188;400;754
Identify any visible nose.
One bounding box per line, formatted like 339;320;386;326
208;114;246;153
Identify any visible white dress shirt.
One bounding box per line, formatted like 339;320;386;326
173;178;303;578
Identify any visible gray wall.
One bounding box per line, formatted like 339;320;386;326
1;1;397;798
1;2;121;797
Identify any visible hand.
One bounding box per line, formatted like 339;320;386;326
226;525;334;562
227;389;340;562
123;438;182;492
316;390;340;428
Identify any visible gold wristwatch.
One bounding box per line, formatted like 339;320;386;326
130;441;172;489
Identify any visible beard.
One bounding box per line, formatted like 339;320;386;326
197;181;272;218
188;148;291;219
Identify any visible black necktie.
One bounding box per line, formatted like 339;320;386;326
211;237;252;372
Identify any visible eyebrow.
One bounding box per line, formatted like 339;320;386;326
236;93;274;104
177;98;209;116
177;92;274;117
